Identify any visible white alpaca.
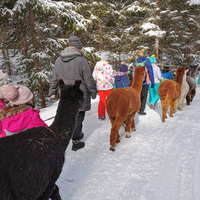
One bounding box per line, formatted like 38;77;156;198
178;69;189;111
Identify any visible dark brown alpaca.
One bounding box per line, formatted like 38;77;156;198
106;64;146;151
186;64;198;105
158;66;185;122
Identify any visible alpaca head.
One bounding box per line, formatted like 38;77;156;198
190;64;199;78
57;79;84;107
175;66;185;75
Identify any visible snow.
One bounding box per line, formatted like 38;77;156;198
40;80;200;200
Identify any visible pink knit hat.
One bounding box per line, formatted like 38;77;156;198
0;84;33;105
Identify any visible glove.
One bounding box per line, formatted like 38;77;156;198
151;84;154;88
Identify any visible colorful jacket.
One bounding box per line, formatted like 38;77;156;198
92;60;114;90
114;72;131;89
161;70;173;80
132;56;155;86
0;104;47;138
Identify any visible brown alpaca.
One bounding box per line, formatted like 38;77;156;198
158;66;185;122
106;64;146;151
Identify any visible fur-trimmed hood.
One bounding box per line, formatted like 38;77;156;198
0;104;47;138
0;104;32;120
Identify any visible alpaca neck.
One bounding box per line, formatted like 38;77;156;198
131;74;143;95
49;99;79;139
175;72;184;86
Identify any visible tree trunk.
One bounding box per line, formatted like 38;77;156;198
6;49;11;75
155;37;159;61
38;79;46;108
29;4;37;49
155;0;160;61
22;35;28;57
97;21;103;50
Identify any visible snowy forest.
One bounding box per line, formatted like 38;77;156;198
0;0;200;108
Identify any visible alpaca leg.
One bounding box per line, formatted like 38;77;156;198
169;102;174;117
161;100;169;122
125;115;131;138
186;94;190;105
109;117;120;144
191;89;196;101
116;134;120;143
126;112;137;137
110;119;124;151
178;97;183;111
170;99;177;116
109;117;115;127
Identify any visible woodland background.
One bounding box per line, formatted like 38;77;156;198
0;0;200;108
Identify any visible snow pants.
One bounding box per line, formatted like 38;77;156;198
98;89;113;118
140;84;149;112
149;83;160;108
72;111;86;141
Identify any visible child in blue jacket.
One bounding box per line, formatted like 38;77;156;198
114;64;131;89
161;64;173;80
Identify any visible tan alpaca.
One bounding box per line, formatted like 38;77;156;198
106;65;146;151
158;66;185;122
178;69;189;111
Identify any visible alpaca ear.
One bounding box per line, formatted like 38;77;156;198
74;80;82;88
57;79;65;86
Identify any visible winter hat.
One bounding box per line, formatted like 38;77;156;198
120;64;128;72
0;70;10;99
68;36;82;50
101;52;109;61
149;54;156;64
0;84;33;105
164;64;170;69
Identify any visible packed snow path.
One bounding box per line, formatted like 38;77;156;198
41;85;200;200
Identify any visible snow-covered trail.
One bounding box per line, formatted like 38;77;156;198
40;86;200;200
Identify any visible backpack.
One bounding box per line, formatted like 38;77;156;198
132;60;148;82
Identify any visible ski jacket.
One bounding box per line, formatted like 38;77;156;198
132;56;155;86
161;70;173;80
92;60;114;90
151;64;163;83
49;47;97;111
114;72;131;89
0;104;47;138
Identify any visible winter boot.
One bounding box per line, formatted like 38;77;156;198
72;141;85;151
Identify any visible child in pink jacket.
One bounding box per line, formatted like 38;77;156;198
0;84;47;138
0;70;11;135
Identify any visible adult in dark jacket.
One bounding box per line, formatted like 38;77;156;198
132;49;155;115
49;36;97;151
114;64;131;89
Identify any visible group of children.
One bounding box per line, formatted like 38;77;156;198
92;52;174;119
0;71;47;138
